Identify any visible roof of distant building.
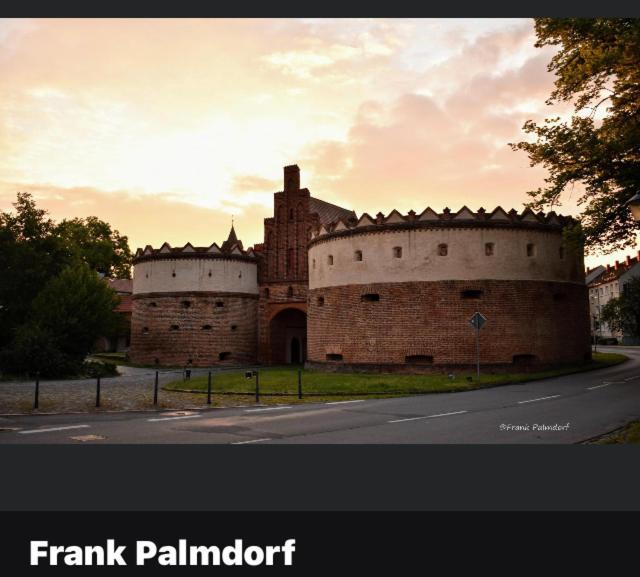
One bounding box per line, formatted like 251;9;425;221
588;252;640;287
309;196;356;226
106;278;133;294
585;265;606;286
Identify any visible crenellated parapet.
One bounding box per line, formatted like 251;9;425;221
132;241;257;265
309;206;573;246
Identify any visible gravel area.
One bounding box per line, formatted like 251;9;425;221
0;366;251;414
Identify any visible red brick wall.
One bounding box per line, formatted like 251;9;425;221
257;282;307;364
130;292;258;366
307;280;591;371
259;176;318;285
257;165;313;363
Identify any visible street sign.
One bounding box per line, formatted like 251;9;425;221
469;312;487;330
469;312;487;379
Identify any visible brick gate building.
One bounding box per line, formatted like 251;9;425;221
129;164;591;371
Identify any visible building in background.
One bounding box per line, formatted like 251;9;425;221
94;278;133;353
588;253;640;345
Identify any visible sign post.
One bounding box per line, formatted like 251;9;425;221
469;312;487;379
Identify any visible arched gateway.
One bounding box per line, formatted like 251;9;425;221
269;308;307;365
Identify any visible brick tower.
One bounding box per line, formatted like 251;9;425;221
255;165;355;364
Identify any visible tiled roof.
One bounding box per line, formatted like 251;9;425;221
309;196;356;226
106;278;133;294
589;254;640;287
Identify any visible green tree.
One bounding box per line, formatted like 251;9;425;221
600;276;640;339
511;18;640;253
57;216;132;278
2;263;121;377
0;193;68;350
0;192;133;376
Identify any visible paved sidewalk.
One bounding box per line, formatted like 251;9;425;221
0;367;227;414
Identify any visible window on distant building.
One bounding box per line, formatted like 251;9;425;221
485;243;494;256
526;243;535;257
354;250;363;261
317;296;325;306
393;246;402;258
438;244;448;256
328;255;334;265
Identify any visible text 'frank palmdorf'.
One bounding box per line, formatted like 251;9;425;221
30;539;296;566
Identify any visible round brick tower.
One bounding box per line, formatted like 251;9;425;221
306;206;591;372
129;227;259;367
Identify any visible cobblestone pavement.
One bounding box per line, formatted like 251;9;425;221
0;366;253;415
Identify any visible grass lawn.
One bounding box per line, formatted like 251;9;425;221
164;352;627;401
594;421;640;444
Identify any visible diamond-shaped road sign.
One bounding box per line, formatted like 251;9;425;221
469;312;487;330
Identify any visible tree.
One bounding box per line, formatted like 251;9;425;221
600;276;640;340
511;18;640;253
1;263;122;377
0;192;133;376
0;193;69;350
56;216;132;278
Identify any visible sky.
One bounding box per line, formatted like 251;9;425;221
0;18;637;268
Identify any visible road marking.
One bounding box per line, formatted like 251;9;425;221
625;376;639;382
518;395;560;404
245;406;293;413
147;414;202;422
388;410;467;424
231;438;271;445
19;424;89;435
325;400;365;405
587;383;611;390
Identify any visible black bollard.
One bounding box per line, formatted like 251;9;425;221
255;371;260;404
207;371;212;405
153;371;159;406
34;372;40;410
95;375;101;408
298;369;302;399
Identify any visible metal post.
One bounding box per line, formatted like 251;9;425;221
476;325;481;379
298;369;302;399
34;372;40;410
95;375;101;408
207;371;212;405
255;371;260;404
153;371;159;406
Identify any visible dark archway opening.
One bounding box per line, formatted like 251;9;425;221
269;308;307;365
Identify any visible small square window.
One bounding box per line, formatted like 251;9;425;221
354;250;363;261
393;247;402;258
526;243;535;257
485;243;494;256
438;244;448;257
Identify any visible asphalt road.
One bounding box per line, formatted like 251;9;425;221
1;347;638;444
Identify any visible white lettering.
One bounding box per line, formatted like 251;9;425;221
136;541;157;566
30;541;49;566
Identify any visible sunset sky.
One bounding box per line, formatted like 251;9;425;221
0;18;637;268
